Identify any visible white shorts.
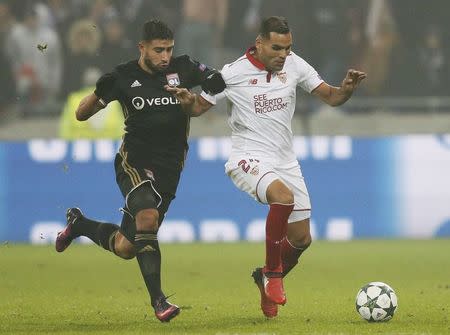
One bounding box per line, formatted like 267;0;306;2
225;158;311;223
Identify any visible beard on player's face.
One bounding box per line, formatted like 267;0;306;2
144;57;161;73
144;55;170;73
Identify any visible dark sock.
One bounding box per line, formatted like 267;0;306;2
134;231;163;306
72;216;119;252
281;237;306;277
265;203;294;272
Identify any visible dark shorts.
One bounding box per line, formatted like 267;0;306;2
114;147;182;226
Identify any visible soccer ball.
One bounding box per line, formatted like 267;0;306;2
355;281;398;322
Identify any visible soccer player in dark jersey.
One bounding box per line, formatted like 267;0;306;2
55;19;225;322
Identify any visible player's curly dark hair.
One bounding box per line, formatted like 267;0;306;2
259;16;290;39
142;19;174;42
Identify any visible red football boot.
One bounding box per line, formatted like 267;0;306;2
262;266;286;305
252;267;278;317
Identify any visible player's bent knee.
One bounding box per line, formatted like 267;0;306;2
116;247;136;260
114;234;136;260
269;190;294;205
267;180;294;204
302;234;312;249
127;184;160;216
135;208;159;232
279;191;294;205
289;233;312;250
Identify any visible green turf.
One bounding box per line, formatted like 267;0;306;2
0;240;449;335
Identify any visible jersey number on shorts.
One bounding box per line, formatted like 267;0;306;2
238;159;260;174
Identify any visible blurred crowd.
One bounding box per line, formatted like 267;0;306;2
0;0;449;121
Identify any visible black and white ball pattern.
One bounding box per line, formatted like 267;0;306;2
355;281;398;322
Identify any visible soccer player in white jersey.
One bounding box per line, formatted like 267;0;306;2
166;16;366;318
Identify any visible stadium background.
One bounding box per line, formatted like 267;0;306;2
0;0;449;243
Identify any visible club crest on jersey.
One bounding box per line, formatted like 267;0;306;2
277;72;287;84
166;73;180;87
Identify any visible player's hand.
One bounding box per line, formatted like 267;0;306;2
341;69;367;94
164;85;196;106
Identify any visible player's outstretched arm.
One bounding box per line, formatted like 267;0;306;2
75;93;106;121
165;85;213;117
312;69;367;107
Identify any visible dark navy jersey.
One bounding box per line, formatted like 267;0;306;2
97;55;211;169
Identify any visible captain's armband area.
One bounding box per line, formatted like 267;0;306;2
201;70;226;95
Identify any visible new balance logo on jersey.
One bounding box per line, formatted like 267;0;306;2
131;80;142;88
248;78;258;85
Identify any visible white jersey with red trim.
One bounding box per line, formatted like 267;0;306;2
201;47;323;167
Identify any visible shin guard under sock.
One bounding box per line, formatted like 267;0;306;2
134;231;163;305
265;203;294;272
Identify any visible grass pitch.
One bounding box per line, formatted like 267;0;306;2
0;240;449;335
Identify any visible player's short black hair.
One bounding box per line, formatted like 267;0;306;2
142;19;174;42
259;16;290;39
